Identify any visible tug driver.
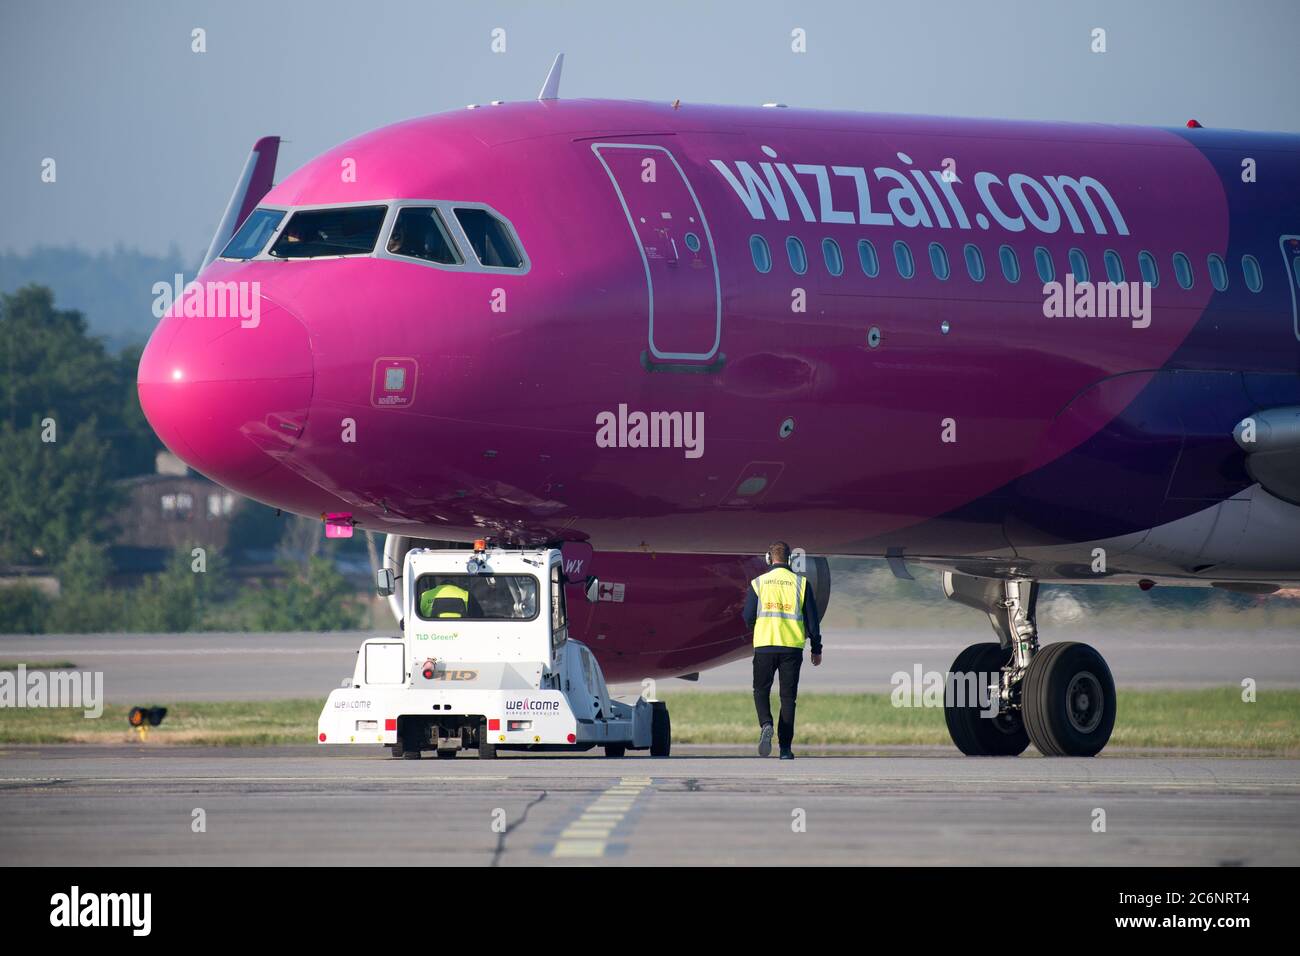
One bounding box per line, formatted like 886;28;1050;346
419;581;482;619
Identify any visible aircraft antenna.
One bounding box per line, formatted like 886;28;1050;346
538;53;564;100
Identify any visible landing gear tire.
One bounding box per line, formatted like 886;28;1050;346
649;701;671;757
604;743;627;758
1022;641;1116;757
436;749;457;760
944;642;1029;756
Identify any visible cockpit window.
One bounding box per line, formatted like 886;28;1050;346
388;208;461;265
453;207;523;269
269;205;387;258
221;208;285;260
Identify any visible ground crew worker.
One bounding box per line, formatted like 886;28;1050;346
742;541;822;759
419;581;476;618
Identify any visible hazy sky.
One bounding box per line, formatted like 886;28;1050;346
2;0;1295;258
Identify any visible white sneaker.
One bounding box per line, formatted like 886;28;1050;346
758;723;774;757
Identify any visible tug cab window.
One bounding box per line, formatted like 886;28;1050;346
270;205;387;258
453;207;523;268
413;573;539;621
550;563;568;652
221;208;285;260
388;208;461;264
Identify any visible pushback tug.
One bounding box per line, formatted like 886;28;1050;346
318;541;671;759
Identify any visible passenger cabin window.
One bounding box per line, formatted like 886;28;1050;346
929;242;950;280
786;237;808;275
1034;247;1054;283
822;238;844;276
270;205;388;258
998;245;1020;283
1104;250;1124;283
858;240;880;278
963;244;985;282
453;207;524;268
894;240;914;279
1172;252;1194;289
1138;251;1160;287
1068;248;1089;283
1242;254;1263;293
222;208;285;260
749;235;772;273
388;208;461;265
1207;253;1228;291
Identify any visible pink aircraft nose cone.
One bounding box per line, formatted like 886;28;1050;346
137;296;314;486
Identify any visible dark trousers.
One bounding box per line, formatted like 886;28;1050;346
753;649;803;749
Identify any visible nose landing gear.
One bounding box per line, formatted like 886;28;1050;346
941;573;1116;757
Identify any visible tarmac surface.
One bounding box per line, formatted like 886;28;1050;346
1;745;1296;866
3;629;1296;866
2;626;1297;701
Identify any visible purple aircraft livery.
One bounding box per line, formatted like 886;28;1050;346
138;57;1300;756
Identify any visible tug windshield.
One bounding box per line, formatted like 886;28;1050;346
414;573;539;621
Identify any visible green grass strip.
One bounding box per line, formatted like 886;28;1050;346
0;689;1294;753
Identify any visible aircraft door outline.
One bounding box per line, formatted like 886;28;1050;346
592;142;722;365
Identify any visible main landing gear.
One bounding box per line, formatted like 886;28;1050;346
941;573;1116;757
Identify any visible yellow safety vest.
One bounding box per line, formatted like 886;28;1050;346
420;583;469;618
751;567;807;649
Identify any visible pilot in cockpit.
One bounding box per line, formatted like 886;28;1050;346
387;221;407;255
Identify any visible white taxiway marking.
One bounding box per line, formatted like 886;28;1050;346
552;776;652;859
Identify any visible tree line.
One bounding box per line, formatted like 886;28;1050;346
0;285;366;634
